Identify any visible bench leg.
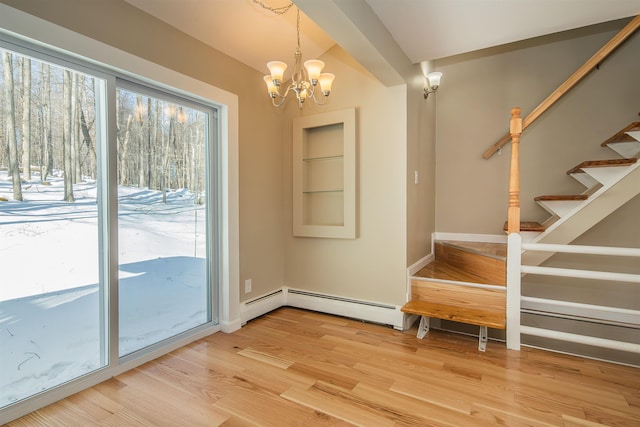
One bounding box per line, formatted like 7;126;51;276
416;316;430;339
478;326;488;352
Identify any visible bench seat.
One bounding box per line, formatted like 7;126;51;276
401;279;506;351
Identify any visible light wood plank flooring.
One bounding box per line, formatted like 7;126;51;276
7;307;640;426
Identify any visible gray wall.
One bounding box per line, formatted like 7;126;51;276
434;19;640;235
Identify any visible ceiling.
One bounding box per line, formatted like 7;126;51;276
123;0;640;77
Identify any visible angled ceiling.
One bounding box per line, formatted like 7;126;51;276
364;0;640;63
123;0;640;77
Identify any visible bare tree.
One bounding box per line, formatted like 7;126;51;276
80;105;95;178
135;95;145;188
3;52;23;201
119;113;133;185
62;69;74;201
40;62;52;182
21;57;31;181
146;97;152;188
71;72;80;183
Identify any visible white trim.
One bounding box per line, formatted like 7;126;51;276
521;296;640;326
434;232;507;243
522;242;640;257
407;253;434;301
408;253;433;276
521;326;640;353
506;233;522;350
521;265;640;283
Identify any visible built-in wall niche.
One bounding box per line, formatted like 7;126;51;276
293;108;357;238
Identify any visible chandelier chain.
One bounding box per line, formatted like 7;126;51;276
250;0;300;50
250;0;294;15
296;8;301;50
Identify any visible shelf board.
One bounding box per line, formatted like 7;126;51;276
302;154;344;161
302;189;344;194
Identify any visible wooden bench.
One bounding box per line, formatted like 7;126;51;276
401;279;506;351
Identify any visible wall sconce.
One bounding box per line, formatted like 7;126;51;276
423;72;442;99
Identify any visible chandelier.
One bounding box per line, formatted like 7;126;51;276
262;7;335;109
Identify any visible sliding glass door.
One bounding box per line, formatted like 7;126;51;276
0;41;219;411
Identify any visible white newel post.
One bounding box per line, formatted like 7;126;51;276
506;232;522;350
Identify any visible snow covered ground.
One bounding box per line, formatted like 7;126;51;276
0;172;209;407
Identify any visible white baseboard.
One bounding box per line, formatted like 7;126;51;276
239;287;406;330
406;253;434;301
220;318;243;333
408;253;434;276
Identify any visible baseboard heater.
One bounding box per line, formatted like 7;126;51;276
241;287;404;330
286;289;396;309
244;289;285;306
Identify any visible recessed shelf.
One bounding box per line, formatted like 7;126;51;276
293;108;357;239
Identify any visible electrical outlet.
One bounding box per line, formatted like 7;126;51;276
414;170;419;185
244;279;252;293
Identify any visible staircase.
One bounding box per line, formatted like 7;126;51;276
515;121;640;266
403;121;640;354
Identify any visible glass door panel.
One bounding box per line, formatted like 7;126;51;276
0;49;106;407
116;88;210;356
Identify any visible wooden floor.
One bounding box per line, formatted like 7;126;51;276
8;307;640;426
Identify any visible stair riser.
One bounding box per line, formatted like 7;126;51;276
536;199;584;218
569;172;599;190
607;140;640;158
583;165;635;186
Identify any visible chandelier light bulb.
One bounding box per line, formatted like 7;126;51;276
318;73;335;95
263;75;278;97
267;61;287;86
304;59;325;84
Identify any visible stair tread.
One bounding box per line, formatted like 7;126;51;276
414;258;505;286
601;122;640;147
503;221;545;232
567;158;637;174
534;194;588;202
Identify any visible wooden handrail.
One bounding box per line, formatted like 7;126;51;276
507;107;522;234
484;14;640;159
